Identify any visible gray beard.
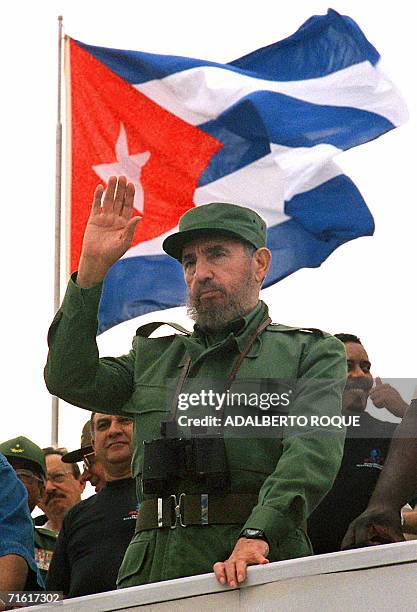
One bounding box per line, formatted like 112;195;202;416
186;281;257;333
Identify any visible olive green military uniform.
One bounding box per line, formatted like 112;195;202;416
45;277;346;587
34;525;57;582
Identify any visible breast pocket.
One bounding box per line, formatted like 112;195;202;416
124;383;170;476
116;531;153;588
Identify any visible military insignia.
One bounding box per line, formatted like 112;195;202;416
11;443;24;453
35;548;54;571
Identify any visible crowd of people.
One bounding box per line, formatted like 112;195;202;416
1;178;416;603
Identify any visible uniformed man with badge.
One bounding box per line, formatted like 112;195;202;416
45;176;346;588
0;436;57;582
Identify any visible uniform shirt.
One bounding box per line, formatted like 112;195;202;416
34;525;57;582
45;276;346;553
308;412;397;554
46;478;138;598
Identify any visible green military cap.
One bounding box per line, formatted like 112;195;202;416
0;435;46;478
62;420;93;464
162;203;267;262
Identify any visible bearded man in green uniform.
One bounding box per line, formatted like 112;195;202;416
0;437;57;582
45;176;346;588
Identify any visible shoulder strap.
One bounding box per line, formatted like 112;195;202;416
136;321;191;338
267;323;326;337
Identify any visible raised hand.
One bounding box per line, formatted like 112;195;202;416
370;377;408;419
77;176;139;288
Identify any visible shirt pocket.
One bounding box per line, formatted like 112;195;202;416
116;531;152;588
125;383;171;477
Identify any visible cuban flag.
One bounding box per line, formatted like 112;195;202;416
66;8;408;333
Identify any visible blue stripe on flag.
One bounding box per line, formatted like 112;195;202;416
98;256;186;334
265;174;374;285
231;9;380;78
284;174;374;240
77;9;379;85
198;94;393;185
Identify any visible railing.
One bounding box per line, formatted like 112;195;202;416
26;540;417;611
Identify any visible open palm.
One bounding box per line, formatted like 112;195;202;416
78;176;140;286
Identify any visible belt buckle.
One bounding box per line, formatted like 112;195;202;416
169;493;187;528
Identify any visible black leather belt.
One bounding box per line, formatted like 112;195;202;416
136;493;259;531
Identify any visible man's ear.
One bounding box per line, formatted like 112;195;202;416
253;247;271;283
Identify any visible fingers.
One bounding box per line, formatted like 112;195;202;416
369;382;387;408
213;561;227;585
97;176;136;217
113;176;128;215
214;555;268;587
341;526;354;549
236;560;248;584
91;184;104;216
125;216;141;244
121;181;138;220
102;176;118;213
341;524;371;549
224;560;238;588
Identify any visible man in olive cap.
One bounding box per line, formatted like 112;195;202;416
45;176;346;588
0;436;57;581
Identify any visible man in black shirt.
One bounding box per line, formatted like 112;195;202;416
308;334;407;554
46;414;138;598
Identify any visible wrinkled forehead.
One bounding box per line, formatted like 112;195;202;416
181;234;246;260
45;453;67;471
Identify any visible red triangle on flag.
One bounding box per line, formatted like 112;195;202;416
68;38;222;272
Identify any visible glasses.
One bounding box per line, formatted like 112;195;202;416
82;451;96;471
46;470;74;484
15;468;45;485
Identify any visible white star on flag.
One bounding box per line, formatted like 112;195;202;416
93;123;150;213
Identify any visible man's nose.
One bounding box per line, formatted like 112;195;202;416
349;364;365;378
80;468;90;485
45;478;56;493
108;419;124;436
194;257;213;281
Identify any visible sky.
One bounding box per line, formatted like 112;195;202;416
1;0;416;483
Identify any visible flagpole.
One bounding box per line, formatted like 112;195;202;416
51;15;64;447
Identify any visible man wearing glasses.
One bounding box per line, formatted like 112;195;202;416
40;448;85;534
0;436;57;581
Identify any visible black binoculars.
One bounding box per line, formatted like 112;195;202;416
142;434;230;495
